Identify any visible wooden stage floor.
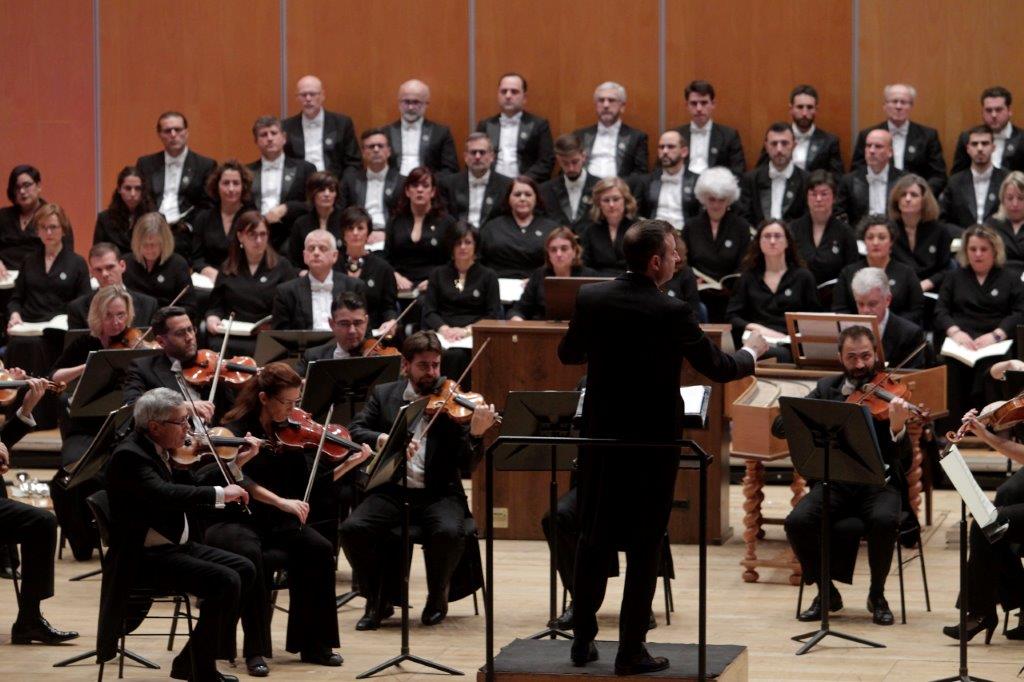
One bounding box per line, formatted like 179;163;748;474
2;483;1023;681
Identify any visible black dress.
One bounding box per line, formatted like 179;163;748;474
788;215;859;285
8;247;90;322
288;209;343;268
832;258;926;326
582;217;635;276
421;262;503;330
92;209;137;254
207;257;298;324
0;202;73;270
122;252;194;309
986;217;1024;277
383;213;456;285
479;214;558;278
341;253;398;329
682;209;751;282
510;264;599;320
893;219;953;289
726;266;820;348
189;204;252;273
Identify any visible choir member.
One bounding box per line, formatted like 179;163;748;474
283;74;361;178
480;176;557;278
510;226;598;321
836;129;904;231
288;171;342;267
788;170;858;287
384;79;459;176
756;85;844;175
888;173;954;293
93;166;154;254
664;230;703;317
986;171;1024;276
339;207;399;333
675;80;745;176
739;122;809;224
383;166;456;293
940;126;1006;228
340;128;404;233
951;86;1024;173
135;111;217;224
476;72;555;182
539;134;600;234
438;133;511;228
849;267;930;369
68;242;158;329
248;115;317;249
633;130;700;229
122;212;193;311
272;229;365;331
0;164;66;274
581;177;638;275
189;160;255;281
573;82;648;180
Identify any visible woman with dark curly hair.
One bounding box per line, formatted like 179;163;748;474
93;166;155;254
188;159;255;281
383;166;455;292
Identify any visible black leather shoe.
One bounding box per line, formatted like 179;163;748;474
614;645;669;675
549;603;573;630
570;639;598;666
421;593;448;626
10;617;79;644
942;613;998;644
797;588;844;622
355;603;394;631
300;649;343;666
867;594;894;626
245;656;269;677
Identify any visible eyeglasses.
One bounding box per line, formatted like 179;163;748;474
466;149;490;157
161;417;189;427
332;319;368;329
272;395;299;409
103;311;129;322
160;126;185;134
38;224;62;233
15;181;36;191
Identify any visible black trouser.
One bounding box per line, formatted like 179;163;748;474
339;484;466;606
0;497;56;612
962;469;1024;618
541;487;579;595
784;480;901;591
139;542;254;682
203;521;338;658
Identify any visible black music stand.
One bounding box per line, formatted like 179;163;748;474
780;397;887;655
493;391;580;640
254;329;334;368
301;355;402;424
356;399;464;679
68;349;160;418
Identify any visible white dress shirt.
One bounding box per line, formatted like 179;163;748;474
364;167;388;229
993;123;1012;168
495;112;522;178
792;124;815;169
332;343;352;360
302;108;326;171
588;120;621;179
688;122;712;173
402;381;427;488
866;164;890;215
768;162;795;219
564;171;588;221
468;171;490;227
160;149;187;223
309;271;334;331
972;166;994;223
260;155;285;214
400;118;424;176
656;169;685;229
888;121;909;170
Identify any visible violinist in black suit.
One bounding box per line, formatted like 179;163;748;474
272;229;366;331
539;134;600;234
675;80;746;177
384;79;459;176
739;123;809;224
951;87;1024;174
438;133;512;228
282;75;361;178
837;129;904;228
67;243;158;329
558;219;766;674
851;84;946;195
135;111;217;225
849;266;930;369
99;388;254;682
476;72;555;182
756;85;844;175
247;116;317;249
940;126;1007;228
633;130;700;229
340;128;404;232
573;81;648;181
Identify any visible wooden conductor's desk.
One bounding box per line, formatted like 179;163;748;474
469;319;733;545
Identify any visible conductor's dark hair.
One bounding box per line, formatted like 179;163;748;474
789;84;819;103
623;219;673;273
401;330;443;362
684;80;716;100
152;306;190;336
981;86;1012;106
6;164;41;203
330;291;367;316
837;324;876;351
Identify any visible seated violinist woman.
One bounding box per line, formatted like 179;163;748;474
203;362;370;677
510;226;597;321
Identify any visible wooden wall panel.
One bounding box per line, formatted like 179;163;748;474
286;0;470;159
0;0;95;249
99;0;280;224
857;0;1024;168
474;0;660;172
666;0;853;173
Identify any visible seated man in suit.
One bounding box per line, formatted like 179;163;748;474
573;81;648;181
384;79;458;176
1;378;78;645
837;130;904;227
476;72;554;182
850;267;931;368
136;111;216;225
739;123;809;224
294;292;374;377
283;74;360;178
633;130;699;230
852;83;947;195
952;86;1024;174
539;134;600;234
439;133;512;228
68;242;159;329
248;115;317;250
100;387;254;682
757;84;843;175
941;126;1007;229
779;326;912;627
675;80;745;177
272;229;366;331
340;331;497;630
341;128;403;235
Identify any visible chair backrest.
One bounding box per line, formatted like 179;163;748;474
85;490;113;548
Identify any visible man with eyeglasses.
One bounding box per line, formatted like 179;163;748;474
382;79;458;176
851;83;947;195
294;292;373;377
272;231;366;332
340;128;405;232
282;74;361;179
67;242;159;329
135;111;217;224
438;133;512;228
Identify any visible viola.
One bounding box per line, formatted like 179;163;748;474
270;407;363;464
947;390;1024;443
170;426;258;469
0;367;66;405
181;349;259;386
846;371;929;421
361;339;401;357
423;378;502;425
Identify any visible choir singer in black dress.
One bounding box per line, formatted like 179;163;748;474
480;176;558;278
189;160;255;282
339;207;399;334
123;212;194;311
93;166;155;254
383;167;456;294
788;170;858;291
558;219;765;674
510;226;598;321
581;177;638;275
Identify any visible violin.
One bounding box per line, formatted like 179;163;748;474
271;407;363;464
361;339;401;357
423;378;501;425
846;372;929;421
947;390;1024;443
109;328;160;350
170;426;259;469
0;366;66;405
181;349;259;386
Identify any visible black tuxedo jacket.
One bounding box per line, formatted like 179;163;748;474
384;118;459;175
573;122;649;179
633;168;701;221
270;273;367;330
340;165;404;216
882;312;930;369
756;127;844;175
122;353;231;419
836;165;905;227
852;121;947;195
67;288;159;329
939;167;1007;228
247;156;317;217
135;149;217;219
952;125;1024;174
476;111;555;182
675;121;746;176
739;165;810;224
282;109;361;178
539;172;600;233
438;170;512;226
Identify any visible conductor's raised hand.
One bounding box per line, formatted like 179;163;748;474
743;330;769;359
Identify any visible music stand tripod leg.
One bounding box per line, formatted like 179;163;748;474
528;444;572;640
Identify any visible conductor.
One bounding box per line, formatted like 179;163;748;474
558;219;767;674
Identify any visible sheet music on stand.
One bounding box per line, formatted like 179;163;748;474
681;385;712;429
939;445;1000;529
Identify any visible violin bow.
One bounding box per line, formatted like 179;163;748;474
420;337;491;440
208;313;234;405
132;285;191;350
853;340;930;406
300;405;335;519
363;298;418;356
